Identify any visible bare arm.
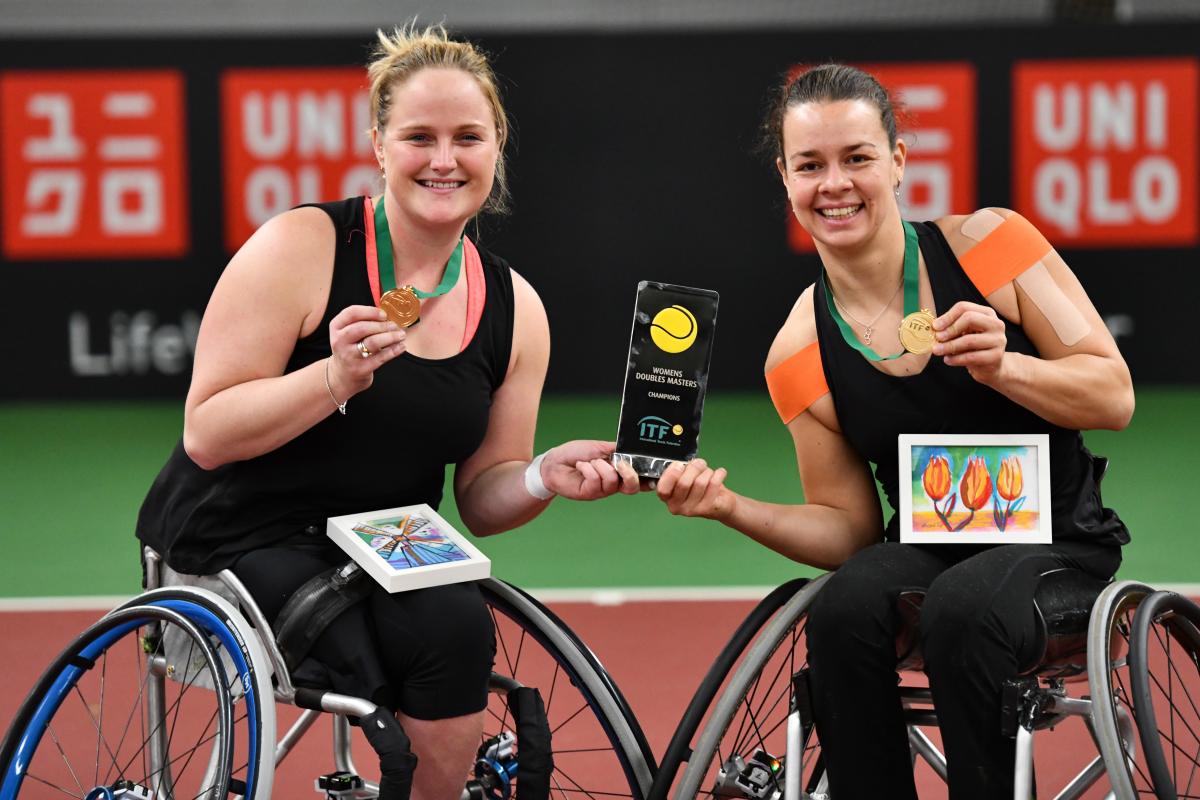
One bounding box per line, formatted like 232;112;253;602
183;207;406;469
656;286;882;569
453;271;638;536
935;209;1134;431
658;401;882;570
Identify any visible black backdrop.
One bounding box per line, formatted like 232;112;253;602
2;22;1197;400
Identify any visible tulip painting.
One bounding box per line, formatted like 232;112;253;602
921;454;957;531
954;455;994;531
906;440;1045;542
992;456;1027;531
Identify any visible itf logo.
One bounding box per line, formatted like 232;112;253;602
637;415;684;446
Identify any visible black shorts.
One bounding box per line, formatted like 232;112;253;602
232;538;496;720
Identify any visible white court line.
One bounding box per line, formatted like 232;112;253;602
2;583;1199;612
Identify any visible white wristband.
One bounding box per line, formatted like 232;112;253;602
523;452;555;501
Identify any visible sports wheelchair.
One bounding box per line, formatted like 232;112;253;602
3;549;1198;799
0;547;657;800
661;571;1200;799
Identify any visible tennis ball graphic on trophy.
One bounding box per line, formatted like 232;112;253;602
650;305;698;354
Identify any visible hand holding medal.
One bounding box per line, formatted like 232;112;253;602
324;304;406;414
932;300;1009;384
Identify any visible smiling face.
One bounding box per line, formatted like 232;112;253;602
776;98;906;253
372;66;500;232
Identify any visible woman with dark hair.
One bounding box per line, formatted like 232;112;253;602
654;64;1131;798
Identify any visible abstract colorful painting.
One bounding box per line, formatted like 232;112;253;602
328;503;490;592
353;513;472;570
899;434;1052;544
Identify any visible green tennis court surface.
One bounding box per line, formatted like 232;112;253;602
0;390;1195;598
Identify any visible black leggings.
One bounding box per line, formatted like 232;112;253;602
806;540;1122;800
232;539;496;720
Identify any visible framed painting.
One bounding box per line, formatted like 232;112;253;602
898;433;1052;544
327;504;490;592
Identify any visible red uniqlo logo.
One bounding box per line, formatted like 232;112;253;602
222;69;380;252
788;62;976;252
1013;58;1198;247
1;70;188;259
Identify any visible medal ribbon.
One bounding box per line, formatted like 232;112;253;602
821;220;919;362
373;196;463;298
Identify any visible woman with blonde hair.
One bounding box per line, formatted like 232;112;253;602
138;23;638;799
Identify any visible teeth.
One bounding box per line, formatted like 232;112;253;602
422;181;461;189
820;206;861;218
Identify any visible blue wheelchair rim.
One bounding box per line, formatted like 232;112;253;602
0;598;259;800
145;598;262;798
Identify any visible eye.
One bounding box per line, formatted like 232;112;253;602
458;132;484;142
405;132;432;143
793;161;820;173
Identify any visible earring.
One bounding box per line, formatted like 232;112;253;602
894;185;902;198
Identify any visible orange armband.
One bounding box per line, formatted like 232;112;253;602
765;342;829;424
959;212;1053;297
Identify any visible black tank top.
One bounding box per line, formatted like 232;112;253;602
137;197;516;573
814;220;1128;546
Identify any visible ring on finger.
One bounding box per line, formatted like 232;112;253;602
357;340;371;358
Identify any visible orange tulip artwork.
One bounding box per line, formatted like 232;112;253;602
906;442;1041;539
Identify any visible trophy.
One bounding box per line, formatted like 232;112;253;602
613;281;719;478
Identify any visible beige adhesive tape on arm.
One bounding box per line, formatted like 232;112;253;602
959;210;1090;347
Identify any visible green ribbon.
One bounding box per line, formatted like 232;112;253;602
821;220;919;362
373;197;463;298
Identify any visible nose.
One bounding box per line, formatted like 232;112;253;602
819;163;851;194
430;139;456;172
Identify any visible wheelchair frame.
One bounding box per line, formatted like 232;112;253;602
4;556;1196;800
670;575;1198;800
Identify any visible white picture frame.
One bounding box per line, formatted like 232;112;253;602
327;504;491;592
898;433;1052;544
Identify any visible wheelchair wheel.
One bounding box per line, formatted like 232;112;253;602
1129;590;1200;800
672;575;830;800
481;578;655;800
0;605;233;800
114;587;277;800
652;577;816;799
1087;579;1157;798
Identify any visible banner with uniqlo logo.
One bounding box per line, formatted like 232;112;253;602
788;62;976;252
1;70;188;259
222;68;380;252
1014;58;1198;247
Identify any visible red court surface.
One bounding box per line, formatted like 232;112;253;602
1;597;1187;798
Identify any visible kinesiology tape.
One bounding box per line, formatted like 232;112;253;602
959;209;1090;347
765;341;829;423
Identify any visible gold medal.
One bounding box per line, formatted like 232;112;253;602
898;309;936;354
379;286;421;328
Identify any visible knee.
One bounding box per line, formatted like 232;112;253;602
808;570;897;662
919;582;1003;669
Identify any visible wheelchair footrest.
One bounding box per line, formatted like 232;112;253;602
316;771;365;798
1000;677;1042;738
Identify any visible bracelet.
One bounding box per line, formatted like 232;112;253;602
324;358;347;415
523;451;555;500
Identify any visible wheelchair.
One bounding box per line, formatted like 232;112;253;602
0;547;659;800
4;551;1198;800
659;570;1200;800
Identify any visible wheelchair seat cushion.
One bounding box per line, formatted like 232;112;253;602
891;568;1110;678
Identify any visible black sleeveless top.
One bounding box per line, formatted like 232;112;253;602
137;197;516;574
814;221;1129;547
